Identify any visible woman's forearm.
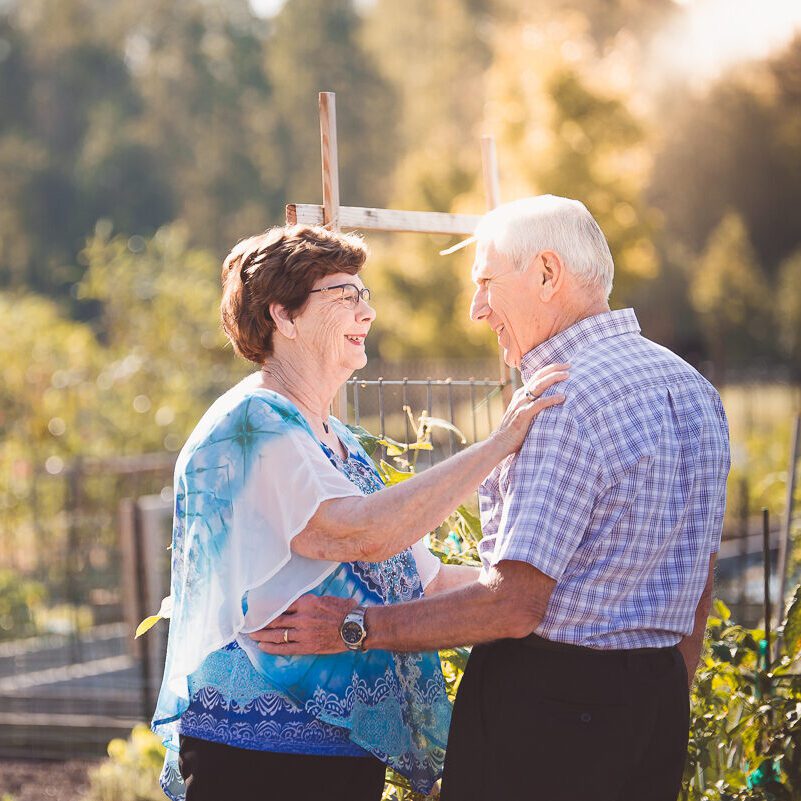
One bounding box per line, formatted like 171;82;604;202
291;366;567;563
291;436;510;562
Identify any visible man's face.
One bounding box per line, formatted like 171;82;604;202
469;241;546;368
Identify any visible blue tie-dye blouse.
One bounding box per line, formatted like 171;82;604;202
152;386;450;799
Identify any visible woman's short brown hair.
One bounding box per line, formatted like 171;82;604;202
220;225;368;363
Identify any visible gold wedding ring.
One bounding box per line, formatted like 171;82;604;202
283;628;289;644
525;389;536;401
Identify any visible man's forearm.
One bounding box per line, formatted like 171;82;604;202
677;555;716;688
677;597;711;687
366;562;553;652
251;560;555;657
424;563;481;596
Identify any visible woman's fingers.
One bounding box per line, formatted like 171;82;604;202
526;393;566;416
523;364;570;399
531;361;570;381
522;372;569;402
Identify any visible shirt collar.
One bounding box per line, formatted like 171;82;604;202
519;308;641;380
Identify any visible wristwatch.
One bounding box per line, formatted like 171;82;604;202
340;605;368;651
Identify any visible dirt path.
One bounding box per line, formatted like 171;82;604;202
0;759;95;801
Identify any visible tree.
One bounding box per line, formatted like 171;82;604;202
481;10;661;305
777;249;801;378
268;0;396;210
689;213;773;380
649;34;801;281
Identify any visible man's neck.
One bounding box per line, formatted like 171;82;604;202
547;296;611;342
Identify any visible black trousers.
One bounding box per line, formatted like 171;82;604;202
178;735;386;801
440;635;689;801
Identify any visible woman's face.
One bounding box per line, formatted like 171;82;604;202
293;271;376;373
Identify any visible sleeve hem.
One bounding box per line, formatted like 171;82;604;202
487;549;564;583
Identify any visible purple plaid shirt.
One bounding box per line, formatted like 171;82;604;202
478;308;730;649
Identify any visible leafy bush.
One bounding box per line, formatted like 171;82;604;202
83;725;165;801
0;569;46;641
682;594;801;800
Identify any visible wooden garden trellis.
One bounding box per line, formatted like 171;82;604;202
285;91;512;419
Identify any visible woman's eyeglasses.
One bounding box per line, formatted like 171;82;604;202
309;283;371;308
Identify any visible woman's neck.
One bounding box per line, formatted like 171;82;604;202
259;355;337;426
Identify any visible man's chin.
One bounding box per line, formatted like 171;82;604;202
502;347;521;370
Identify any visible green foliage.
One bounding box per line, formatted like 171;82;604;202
0;569;46;640
83;724;166;801
690;214;773;376
681;601;801;800
483;9;660;305
777;250;801;377
1;0;800;368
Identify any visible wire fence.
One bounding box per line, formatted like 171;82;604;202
0;373;512;759
0;372;797;760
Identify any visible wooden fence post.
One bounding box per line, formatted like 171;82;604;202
319;91;348;422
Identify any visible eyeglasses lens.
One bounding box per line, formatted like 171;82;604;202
342;286;370;306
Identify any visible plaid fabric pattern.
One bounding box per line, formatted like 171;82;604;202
478;309;730;648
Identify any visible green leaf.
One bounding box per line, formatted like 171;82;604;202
379;460;415;485
714;598;732;622
440;647;471;672
781;584;801;660
346;425;381;457
454;505;483;540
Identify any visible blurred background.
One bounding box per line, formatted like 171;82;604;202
1;0;801;795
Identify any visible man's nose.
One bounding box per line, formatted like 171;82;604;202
470;287;489;321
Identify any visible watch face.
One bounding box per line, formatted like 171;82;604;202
341;620;364;645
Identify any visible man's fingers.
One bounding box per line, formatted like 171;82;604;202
248;626;296;644
263;612;295;629
258;642;318;656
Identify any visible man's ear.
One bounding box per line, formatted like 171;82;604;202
539;250;565;302
269;302;296;340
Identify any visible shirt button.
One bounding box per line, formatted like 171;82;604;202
580;712;592;723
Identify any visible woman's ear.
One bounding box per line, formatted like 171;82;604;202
269;302;296;340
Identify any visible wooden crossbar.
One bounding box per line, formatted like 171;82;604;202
286;203;481;236
288;91;512;418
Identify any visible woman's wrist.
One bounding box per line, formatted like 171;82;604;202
485;429;518;460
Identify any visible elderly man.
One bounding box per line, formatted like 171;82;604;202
252;195;730;801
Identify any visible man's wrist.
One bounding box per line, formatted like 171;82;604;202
362;606;382;651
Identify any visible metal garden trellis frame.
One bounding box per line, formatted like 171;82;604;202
285;92;518;426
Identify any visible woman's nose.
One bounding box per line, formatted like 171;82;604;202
358;299;376;322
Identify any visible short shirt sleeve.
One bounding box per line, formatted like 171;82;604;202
235;424;365;632
411;540;441;590
486;406;602;582
165;395;363;686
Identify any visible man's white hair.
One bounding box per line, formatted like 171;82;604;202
474;195;614;298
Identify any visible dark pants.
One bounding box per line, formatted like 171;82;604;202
179;735;386;801
440;635;689;801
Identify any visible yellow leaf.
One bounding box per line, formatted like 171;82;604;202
135;615;162;639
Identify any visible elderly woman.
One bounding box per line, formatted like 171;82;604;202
151;225;566;801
